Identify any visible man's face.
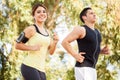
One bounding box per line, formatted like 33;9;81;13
84;9;96;23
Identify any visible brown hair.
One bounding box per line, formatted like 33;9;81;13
32;3;47;16
79;7;92;23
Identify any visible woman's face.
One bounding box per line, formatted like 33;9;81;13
34;6;47;23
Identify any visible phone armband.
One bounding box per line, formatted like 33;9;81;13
16;32;29;43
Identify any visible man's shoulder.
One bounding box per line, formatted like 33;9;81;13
72;26;86;38
73;26;85;31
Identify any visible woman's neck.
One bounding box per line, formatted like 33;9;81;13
35;22;44;28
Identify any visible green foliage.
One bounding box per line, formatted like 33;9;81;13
46;53;75;80
66;68;75;80
62;0;120;80
0;0;120;80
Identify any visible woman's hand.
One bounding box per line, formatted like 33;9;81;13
32;44;42;51
48;32;59;55
53;32;59;44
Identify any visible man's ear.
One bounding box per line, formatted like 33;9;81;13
82;16;86;21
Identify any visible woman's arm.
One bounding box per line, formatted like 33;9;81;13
15;43;41;51
48;33;59;55
15;26;41;51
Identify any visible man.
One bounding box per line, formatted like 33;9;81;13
62;7;109;80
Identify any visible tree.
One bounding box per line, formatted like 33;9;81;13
0;0;119;80
61;0;120;80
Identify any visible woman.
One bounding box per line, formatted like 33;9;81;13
15;3;59;80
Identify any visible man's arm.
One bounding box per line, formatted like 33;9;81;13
62;26;86;63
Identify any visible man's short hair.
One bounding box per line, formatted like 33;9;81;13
79;7;92;23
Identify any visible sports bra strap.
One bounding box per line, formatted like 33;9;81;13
33;24;49;36
33;24;40;33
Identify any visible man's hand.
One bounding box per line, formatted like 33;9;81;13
101;45;110;54
72;52;85;63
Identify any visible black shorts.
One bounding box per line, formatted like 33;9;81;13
21;64;46;80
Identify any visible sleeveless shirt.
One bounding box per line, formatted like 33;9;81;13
23;24;50;72
75;25;101;68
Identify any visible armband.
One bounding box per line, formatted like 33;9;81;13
16;32;29;43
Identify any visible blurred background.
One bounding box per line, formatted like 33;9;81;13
0;0;120;80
